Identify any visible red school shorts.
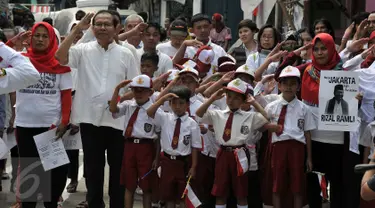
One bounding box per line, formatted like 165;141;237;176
159;154;190;201
211;147;249;198
120;140;156;192
271;140;305;194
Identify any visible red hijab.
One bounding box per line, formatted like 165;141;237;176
311;33;340;70
22;22;70;74
302;33;342;105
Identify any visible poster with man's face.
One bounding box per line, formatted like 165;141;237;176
318;71;359;131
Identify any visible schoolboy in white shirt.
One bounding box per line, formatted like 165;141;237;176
109;75;159;208
147;85;201;208
265;66;316;208
196;78;277;208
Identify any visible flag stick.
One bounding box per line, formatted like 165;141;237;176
181;175;192;199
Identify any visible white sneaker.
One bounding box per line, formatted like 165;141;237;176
135;186;143;195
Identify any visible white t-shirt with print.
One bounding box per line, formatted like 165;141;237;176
15;72;73;127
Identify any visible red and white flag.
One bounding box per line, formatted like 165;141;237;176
31;5;50;13
183;184;201;208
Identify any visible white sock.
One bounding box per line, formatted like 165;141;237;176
237;205;247;208
215;205;226;208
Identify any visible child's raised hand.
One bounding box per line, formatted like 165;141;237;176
116;80;132;90
162;93;179;102
261;74;275;84
220;71;235;83
210;88;225;101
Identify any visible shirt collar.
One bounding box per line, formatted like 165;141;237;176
223;107;244;115
173;112;189;121
280;96;298;107
95;40;117;51
131;99;153;109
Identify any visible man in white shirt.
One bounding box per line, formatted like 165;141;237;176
123;14;144;49
55;11;139;208
173;13;227;73
0;42;39;95
136;22;173;77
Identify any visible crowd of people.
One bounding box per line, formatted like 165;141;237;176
1;6;375;208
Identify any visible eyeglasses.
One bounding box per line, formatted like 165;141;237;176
93;23;114;28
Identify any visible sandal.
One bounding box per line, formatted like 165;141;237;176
66;181;78;193
76;201;88;208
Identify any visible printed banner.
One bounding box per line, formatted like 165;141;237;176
318;71;358;131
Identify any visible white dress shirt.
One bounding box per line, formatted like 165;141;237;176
198;108;268;146
0;43;39;95
265;97;316;144
113;99;159;139
154;111;201;156
67;41;139;130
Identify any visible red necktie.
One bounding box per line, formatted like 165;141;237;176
276;105;287;136
222;112;234;142
172;118;181;149
124;106;140;138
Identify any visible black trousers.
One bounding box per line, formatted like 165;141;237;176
80;123;125;208
307;140;360;208
67;150;79;181
16;126;69;208
10;145;19;189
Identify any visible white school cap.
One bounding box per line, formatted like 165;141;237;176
179;67;200;83
167;69;180;83
235;64;255;77
225;78;249;95
278;66;301;79
129;75;153;88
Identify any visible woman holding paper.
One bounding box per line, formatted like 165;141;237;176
274;32;360;208
14;22;72;208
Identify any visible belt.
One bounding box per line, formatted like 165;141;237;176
220;145;246;152
163;152;188;161
125;137;154;144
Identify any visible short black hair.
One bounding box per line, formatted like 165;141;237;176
42;17;53;26
160;28;167;42
0;30;8;43
169;86;191;103
145;22;161;34
138;11;148;22
108;10;121;23
313;18;335;40
191;13;211;27
92;10;119;27
141;52;159;66
257;24;281;49
76;10;86;21
238;19;259;32
108;3;117;11
352;12;370;25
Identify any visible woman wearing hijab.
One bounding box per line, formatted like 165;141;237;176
15;22;72;208
274;33;360;208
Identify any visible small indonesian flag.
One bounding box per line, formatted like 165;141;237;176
253;6;259;16
319;174;328;200
234;148;249;176
183;184;201;208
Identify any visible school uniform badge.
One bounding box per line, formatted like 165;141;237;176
240;125;250;135
298;119;305;130
144;123;152;133
183;135;191;145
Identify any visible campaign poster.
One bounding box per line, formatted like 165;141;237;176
318;71;359;131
